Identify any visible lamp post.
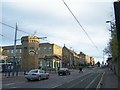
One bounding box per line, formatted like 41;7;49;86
103;50;105;65
114;1;120;78
12;23;18;76
106;20;113;35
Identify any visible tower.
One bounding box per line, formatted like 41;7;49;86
21;36;40;71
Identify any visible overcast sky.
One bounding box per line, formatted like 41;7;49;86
1;0;116;63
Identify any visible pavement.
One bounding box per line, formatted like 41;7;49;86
97;68;119;89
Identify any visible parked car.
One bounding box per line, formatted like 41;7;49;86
58;68;70;76
24;69;49;81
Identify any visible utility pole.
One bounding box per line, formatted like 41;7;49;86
114;1;120;84
12;23;18;76
103;51;104;64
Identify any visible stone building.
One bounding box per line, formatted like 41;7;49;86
78;52;86;65
2;36;62;71
38;43;62;71
21;36;40;71
62;45;80;68
2;45;22;63
2;35;95;71
90;57;95;65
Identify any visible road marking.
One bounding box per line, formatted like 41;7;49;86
10;87;17;88
51;83;63;88
68;73;93;88
96;72;105;90
85;73;101;89
4;83;15;86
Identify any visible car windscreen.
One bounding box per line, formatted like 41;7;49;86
39;70;45;73
29;70;38;73
59;68;68;70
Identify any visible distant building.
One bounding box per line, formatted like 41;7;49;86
78;52;86;65
2;36;40;71
78;52;95;66
39;43;62;71
62;45;80;68
2;35;95;71
85;55;91;65
2;45;22;63
90;57;95;65
2;36;62;71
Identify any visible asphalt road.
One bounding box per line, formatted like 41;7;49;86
2;67;105;89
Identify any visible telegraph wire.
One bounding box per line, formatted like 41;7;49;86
0;34;4;37
0;33;15;44
0;21;48;43
62;0;100;55
0;21;30;35
0;33;14;41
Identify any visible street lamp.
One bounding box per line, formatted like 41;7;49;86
106;20;112;28
106;20;111;23
106;20;113;36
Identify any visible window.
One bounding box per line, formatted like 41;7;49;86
20;49;22;53
49;47;52;55
30;47;34;50
37;47;40;54
16;49;18;53
43;47;47;57
49;47;52;52
11;50;13;53
44;47;46;54
38;47;40;51
29;70;38;73
39;70;44;73
7;50;9;53
24;47;27;49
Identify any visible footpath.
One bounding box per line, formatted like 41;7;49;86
98;68;119;89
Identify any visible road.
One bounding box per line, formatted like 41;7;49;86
2;67;106;89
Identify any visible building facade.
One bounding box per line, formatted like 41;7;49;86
38;43;62;71
2;45;22;63
1;35;95;71
90;57;95;65
62;45;80;68
21;36;40;71
85;55;91;64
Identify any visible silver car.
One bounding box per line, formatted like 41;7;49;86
25;69;49;81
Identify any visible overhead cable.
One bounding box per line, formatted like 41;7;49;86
0;21;30;35
62;0;100;54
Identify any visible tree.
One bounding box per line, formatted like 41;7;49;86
96;61;100;67
103;41;112;57
104;21;119;63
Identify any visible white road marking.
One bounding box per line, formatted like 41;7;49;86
10;87;17;88
4;83;15;86
51;83;63;88
85;73;100;89
68;73;93;88
96;72;105;89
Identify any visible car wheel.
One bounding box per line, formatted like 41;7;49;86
69;72;70;75
46;75;49;79
38;76;41;81
27;78;31;81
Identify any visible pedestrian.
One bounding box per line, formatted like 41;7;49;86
7;64;11;77
79;66;83;73
38;66;41;69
